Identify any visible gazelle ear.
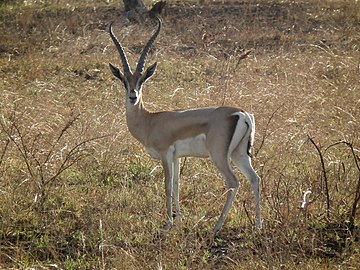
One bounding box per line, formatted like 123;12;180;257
143;62;157;82
109;63;130;90
109;63;129;88
137;62;157;88
109;63;123;80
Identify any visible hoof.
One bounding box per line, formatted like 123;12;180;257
160;221;173;236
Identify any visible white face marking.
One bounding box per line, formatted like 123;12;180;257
127;88;140;105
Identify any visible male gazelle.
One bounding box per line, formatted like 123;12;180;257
108;17;262;235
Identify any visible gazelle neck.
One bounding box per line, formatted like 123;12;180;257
125;97;151;145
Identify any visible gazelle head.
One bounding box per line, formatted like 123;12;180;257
109;17;161;106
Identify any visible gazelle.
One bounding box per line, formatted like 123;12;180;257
108;17;262;235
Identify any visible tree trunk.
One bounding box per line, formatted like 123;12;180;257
122;0;166;22
123;0;146;12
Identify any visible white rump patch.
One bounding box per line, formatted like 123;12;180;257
228;112;248;156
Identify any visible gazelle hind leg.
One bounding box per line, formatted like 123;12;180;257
232;151;262;229
211;154;240;235
213;184;238;235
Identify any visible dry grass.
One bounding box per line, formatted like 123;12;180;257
1;0;360;269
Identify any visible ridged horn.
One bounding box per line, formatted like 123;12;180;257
136;16;162;73
109;22;131;73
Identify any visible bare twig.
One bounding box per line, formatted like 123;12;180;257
1;110;110;210
0;112;16;169
43;113;81;166
33;133;109;210
6;121;35;179
45;134;109;187
234;50;251;70
346;142;360;231
180;157;187;176
242;200;253;226
254;104;284;157
324;140;360;231
307;135;330;219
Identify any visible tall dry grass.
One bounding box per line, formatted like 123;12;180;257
0;0;359;269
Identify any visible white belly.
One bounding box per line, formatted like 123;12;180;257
145;134;209;160
174;134;208;158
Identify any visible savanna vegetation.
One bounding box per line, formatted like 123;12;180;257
0;0;360;269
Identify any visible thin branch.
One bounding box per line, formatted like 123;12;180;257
180;157;187;176
242;200;253;226
0;137;11;168
43;113;81;166
44;134;110;187
324;140;360;231
255;104;284;157
235;50;251;70
307;135;330;219
6;122;35;179
56;113;82;143
0;115;15;168
348;144;360;231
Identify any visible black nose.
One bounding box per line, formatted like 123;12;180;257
129;97;137;104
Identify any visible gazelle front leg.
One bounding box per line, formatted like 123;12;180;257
161;148;175;231
173;158;182;224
